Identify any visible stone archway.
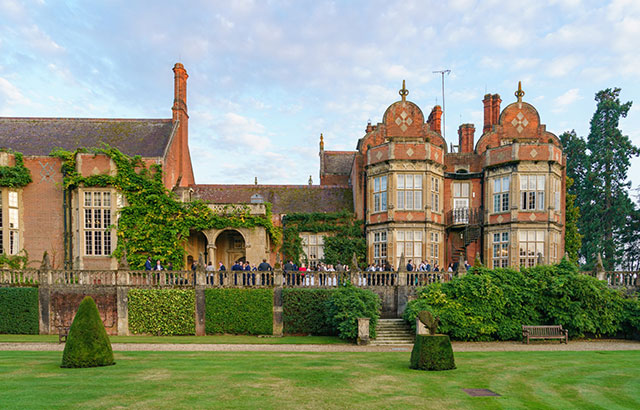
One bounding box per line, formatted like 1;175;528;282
214;229;246;269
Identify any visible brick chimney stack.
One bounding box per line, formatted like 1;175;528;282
170;63;194;187
428;105;442;134
491;94;501;127
483;93;502;134
458;124;475;154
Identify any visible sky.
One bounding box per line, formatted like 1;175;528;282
1;0;639;190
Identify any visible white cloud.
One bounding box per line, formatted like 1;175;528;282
0;77;31;106
213;112;271;152
21;24;64;53
547;55;581;77
553;88;582;113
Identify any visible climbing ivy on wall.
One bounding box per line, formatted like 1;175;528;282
282;211;366;267
0;151;32;188
50;146;281;269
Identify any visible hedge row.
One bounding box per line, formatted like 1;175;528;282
205;288;273;335
0;287;39;334
283;289;335;335
404;259;640;341
128;289;195;335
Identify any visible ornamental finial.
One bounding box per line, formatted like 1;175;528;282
399;80;409;102
515;81;525;102
319;133;324;150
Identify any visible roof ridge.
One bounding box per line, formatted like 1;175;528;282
0;117;172;122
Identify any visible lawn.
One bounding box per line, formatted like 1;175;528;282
0;350;638;409
0;334;345;344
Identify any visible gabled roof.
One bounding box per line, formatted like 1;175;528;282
322;151;355;175
0;117;175;157
191;184;354;214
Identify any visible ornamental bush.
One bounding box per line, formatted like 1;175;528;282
409;334;456;371
404;258;639;341
325;282;380;340
0;287;39;334
128;289;195;335
282;289;336;335
61;296;114;368
205;289;273;335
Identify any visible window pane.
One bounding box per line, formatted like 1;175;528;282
84;192;92;207
406;231;413;241
494;195;500;213
414;175;422;189
494;179;501;193
8;191;18;208
537;231;545;242
103;192;111;207
494;244;500;258
309;235;316;245
94;193;101;207
454;183;460;197
503;176;510;191
381;231;387;241
406;175;413;189
494;233;500;243
374;178;380;192
536;243;544;257
398;191;404;209
502;232;509;242
414;243;422;257
538;192;545;210
502;193;509;211
9;208;18;228
397;231;404;241
414;192;421;210
397;175;404;189
381;192;387;210
318;236;324;245
462;183;469;197
397;243;403;257
381;176;387;191
415;231;423;241
537;175;545;190
405;242;412;257
406;191;413;209
519;231;527;242
520;175;527;190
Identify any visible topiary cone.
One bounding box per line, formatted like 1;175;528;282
61;296;115;368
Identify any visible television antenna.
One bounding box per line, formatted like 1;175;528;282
433;69;451;140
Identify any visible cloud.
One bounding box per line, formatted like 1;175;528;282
546;55;581;77
21;24;64;54
0;77;31;106
212;112;271;152
553;88;582;113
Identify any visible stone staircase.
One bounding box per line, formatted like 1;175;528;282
371;318;415;345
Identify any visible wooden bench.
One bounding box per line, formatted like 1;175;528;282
58;326;70;344
522;325;568;344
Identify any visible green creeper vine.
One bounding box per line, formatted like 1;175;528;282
0;151;32;188
50;146;281;269
282;211;365;267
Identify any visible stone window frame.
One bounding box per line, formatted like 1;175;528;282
0;189;22;255
300;232;324;268
492;176;510;214
520;175;545;211
518;230;545;267
396;230;423;261
429;231;440;265
396;174;422;211
373;231;387;265
372;175;388;213
430;176;441;213
550;231;560;263
552;177;561;211
81;188;118;257
492;231;510;268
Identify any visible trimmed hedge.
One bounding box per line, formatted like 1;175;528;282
205;289;273;335
61;296;114;368
404;258;640;341
410;334;456;371
282;288;336;335
128;289;195;335
0;287;39;334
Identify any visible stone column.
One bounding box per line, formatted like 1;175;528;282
357;317;370;345
38;253;52;335
272;285;283;336
396;271;409;318
195;286;206;336
116;285;129;336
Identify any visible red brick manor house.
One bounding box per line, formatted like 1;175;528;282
0;64;565;270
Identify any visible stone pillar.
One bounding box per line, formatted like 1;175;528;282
38;253;51;335
195;287;206;336
116;286;129;336
272;286;283;336
357;317;370;345
396;271;409;318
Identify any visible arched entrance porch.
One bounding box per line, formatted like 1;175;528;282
214;229;246;269
186;231;208;269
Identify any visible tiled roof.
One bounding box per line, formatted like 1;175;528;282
191;184;354;214
0;117;175;157
323;151;355;175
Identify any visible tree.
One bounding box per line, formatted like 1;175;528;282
581;88;639;269
564;177;582;264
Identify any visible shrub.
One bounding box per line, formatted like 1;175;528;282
326;282;380;340
0;287;39;334
283;289;336;335
128;289;195;335
205;289;273;335
404;258;637;341
410;334;456;371
61;296;114;368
